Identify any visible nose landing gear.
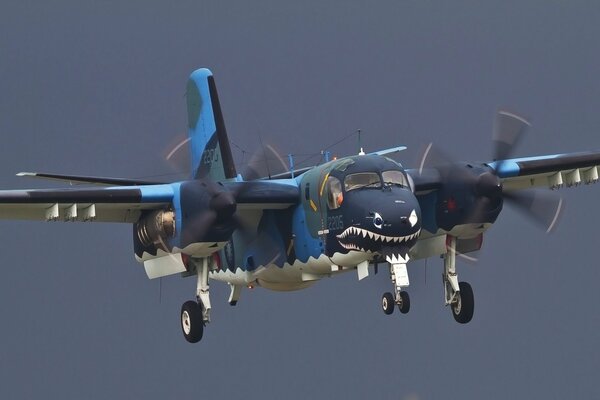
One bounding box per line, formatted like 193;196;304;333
381;254;411;316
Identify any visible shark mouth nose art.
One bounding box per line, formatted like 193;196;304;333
336;226;421;251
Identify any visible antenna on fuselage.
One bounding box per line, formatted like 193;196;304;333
357;129;365;155
288;154;295;178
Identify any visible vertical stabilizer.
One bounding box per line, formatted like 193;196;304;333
186;68;236;181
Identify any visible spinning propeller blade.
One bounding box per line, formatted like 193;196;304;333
503;190;563;233
492;110;531;164
418;109;563;234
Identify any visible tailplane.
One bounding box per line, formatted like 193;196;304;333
186;68;236;181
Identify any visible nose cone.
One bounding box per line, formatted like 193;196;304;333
336;188;422;255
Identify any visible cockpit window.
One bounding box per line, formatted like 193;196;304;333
344;172;381;192
382;170;408;188
326;176;343;209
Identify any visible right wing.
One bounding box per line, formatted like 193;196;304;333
15;171;165;187
0;179;300;223
0;185;174;223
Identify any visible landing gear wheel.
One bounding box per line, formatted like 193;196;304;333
382;292;395;315
398;291;410;314
452;282;474;324
181;301;204;343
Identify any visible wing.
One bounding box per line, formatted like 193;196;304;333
15;171;165;186
408;150;600;194
0;179;299;223
486;150;600;190
0;185;174;222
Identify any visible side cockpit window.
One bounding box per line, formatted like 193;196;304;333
382;170;408;188
344;172;381;192
326;176;343;209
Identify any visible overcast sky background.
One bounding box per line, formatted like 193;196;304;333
1;1;600;399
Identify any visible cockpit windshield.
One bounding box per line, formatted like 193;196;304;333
382;170;409;188
344;172;381;192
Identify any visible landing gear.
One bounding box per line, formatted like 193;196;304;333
181;257;212;343
451;282;474;324
181;301;203;343
382;292;395;315
444;236;475;324
398;290;410;314
381;254;411;316
381;290;410;315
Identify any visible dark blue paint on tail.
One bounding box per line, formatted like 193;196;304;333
186;68;237;181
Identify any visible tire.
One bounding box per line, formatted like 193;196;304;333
452;281;474;324
382;292;395;315
181;301;204;343
398;291;410;314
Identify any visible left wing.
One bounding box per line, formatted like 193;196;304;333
409;150;600;194
487;151;600;190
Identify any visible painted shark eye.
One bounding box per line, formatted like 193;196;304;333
373;212;383;229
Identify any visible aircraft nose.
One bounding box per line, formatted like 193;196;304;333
335;189;422;254
367;194;421;238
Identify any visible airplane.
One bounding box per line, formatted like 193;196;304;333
2;68;599;343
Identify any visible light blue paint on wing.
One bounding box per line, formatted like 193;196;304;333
487;153;565;178
140;184;175;203
487;160;521;178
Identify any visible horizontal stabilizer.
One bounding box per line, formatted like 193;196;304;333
369;146;407;156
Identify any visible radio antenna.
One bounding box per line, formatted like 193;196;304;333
358;129;365;155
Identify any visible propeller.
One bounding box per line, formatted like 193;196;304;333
418;109;563;234
159;134;291;246
173;145;293;249
178;179;238;246
162;134;192;180
163;134;289;181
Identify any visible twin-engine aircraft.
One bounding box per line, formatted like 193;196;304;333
2;68;599;343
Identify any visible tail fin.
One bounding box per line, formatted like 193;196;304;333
186;68;237;181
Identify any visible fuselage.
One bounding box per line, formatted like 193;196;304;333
133;154;502;291
210;154;423;290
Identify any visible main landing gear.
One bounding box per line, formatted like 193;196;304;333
444;236;474;324
180;257;211;343
381;254;411;316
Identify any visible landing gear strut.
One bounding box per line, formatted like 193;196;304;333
444;236;474;324
180;257;212;343
381;254;411;316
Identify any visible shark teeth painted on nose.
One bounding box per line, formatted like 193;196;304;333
336;227;422;248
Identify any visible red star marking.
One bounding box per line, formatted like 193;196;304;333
447;197;457;212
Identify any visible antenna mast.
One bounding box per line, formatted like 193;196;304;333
358;129;365;155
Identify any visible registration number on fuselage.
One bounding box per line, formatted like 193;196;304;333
327;215;344;231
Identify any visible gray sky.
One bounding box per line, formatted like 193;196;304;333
1;1;600;399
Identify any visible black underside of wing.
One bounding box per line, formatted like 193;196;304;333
0;188;143;204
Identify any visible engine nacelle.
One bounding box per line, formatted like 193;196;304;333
136;210;176;250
